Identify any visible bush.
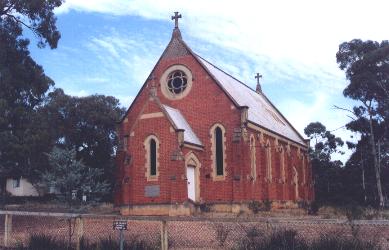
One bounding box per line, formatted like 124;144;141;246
15;234;68;250
236;228;307;250
342;205;365;221
199;202;211;212
16;234;156;250
305;201;320;215
248;201;261;214
248;200;272;214
310;233;381;250
80;236;156;250
212;223;231;247
263;200;272;211
266;229;308;250
235;228;381;250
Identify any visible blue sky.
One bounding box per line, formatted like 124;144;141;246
26;0;389;162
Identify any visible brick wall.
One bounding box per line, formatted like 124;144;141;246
115;47;314;207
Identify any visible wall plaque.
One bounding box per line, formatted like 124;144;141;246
145;185;160;197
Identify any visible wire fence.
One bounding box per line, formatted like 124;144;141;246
1;211;389;249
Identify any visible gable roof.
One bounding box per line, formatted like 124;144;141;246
120;27;307;147
194;55;306;145
161;104;203;147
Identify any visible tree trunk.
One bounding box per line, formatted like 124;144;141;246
368;108;384;208
0;177;6;207
361;151;367;203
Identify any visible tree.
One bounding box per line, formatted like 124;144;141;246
304;122;344;204
336;39;389;207
40;89;125;192
42;147;109;206
1;0;63;49
304;122;344;162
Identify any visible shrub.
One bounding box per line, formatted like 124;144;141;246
213;223;231;247
16;234;69;250
237;226;264;249
265;229;308;250
235;228;307;250
308;201;319;215
248;200;272;214
310;233;381;250
80;236;155;250
345;205;364;220
263;199;272;211
235;228;380;250
16;234;156;250
248;201;261;214
199;202;211;212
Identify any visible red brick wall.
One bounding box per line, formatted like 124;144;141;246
115;50;314;207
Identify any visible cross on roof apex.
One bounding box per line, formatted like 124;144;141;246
171;11;182;29
255;73;262;93
255;73;262;83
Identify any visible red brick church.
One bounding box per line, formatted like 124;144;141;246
115;13;314;215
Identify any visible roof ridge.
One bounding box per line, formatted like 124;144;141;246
193;52;307;145
193;53;262;96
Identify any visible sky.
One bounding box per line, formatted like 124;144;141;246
26;0;389;163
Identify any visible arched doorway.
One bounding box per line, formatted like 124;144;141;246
185;152;201;202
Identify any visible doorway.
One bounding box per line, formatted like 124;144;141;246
185;152;201;202
186;165;196;201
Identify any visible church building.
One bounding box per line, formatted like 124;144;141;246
115;13;314;215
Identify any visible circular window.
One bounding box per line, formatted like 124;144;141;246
167;70;187;94
160;64;193;100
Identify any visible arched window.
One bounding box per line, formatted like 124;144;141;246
144;135;159;181
280;147;285;182
293;166;299;200
150;139;157;176
250;135;256;180
266;140;272;181
210;124;226;180
215;127;224;176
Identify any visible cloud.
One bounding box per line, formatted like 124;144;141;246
55;0;389;97
83;77;110;83
115;95;135;107
278;90;357;163
67;89;90;97
84;30;161;90
52;0;389;163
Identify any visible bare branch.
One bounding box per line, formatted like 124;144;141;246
4;13;40;37
377;81;389;100
0;2;15;17
329;125;346;132
333;105;356;115
333;105;357;121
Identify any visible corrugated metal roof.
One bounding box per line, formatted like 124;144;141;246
195;54;305;145
162;104;203;146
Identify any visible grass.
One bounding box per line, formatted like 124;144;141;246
310;233;381;250
318;205;389;220
15;234;156;250
235;227;381;250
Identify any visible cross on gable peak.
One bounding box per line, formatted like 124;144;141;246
255;73;263;93
255;73;262;83
171;11;182;29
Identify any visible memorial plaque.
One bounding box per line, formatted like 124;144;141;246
145;185;160;197
113;220;128;230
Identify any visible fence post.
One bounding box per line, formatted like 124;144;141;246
75;216;84;250
160;220;168;250
4;214;12;247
